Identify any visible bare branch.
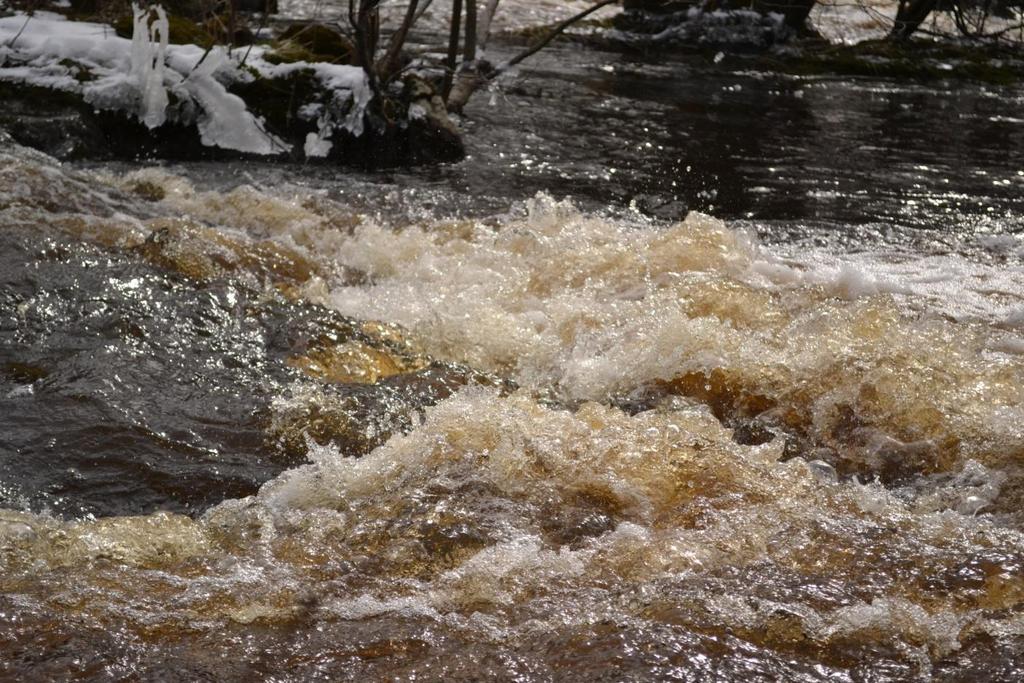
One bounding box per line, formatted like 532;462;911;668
501;0;617;71
379;0;420;82
463;0;478;64
350;0;383;94
414;0;436;24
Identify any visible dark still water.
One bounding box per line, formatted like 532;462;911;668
461;48;1024;233
127;43;1024;240
2;35;1024;682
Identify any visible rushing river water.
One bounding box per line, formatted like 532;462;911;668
3;15;1024;681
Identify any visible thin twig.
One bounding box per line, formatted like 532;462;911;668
190;42;216;74
240;6;273;68
6;12;32;50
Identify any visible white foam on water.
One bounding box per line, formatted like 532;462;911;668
3;143;1024;675
254;194;1022;480
1;373;1022;673
98;173;1024;478
752;245;1024;325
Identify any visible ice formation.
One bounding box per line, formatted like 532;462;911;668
129;4;169;129
0;9;371;156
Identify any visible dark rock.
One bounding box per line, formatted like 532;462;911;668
631;193;689;220
231;69;464;166
0;69;464;167
623;0;694;12
611;7;793;51
613;5;693;33
0;81;219;161
269;23;354;64
236;0;278;13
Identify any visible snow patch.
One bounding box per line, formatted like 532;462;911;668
0;9;372;156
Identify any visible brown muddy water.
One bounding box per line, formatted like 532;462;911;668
2;37;1024;682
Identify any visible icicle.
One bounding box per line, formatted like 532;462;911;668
129;3;169;129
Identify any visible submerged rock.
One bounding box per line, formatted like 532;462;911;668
268;22;355;65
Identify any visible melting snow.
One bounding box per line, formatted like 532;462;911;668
0;8;371;156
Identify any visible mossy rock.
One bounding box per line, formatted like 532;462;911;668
266;23;354;65
112;11;215;47
127;179;167;202
263;44;322;66
772;39;1023;85
65;0;121;20
99;0;209;20
68;0;209;25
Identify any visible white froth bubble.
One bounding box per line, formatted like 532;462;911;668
807;459;838;484
0;521;37;542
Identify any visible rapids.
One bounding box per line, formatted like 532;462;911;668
3;9;1024;681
